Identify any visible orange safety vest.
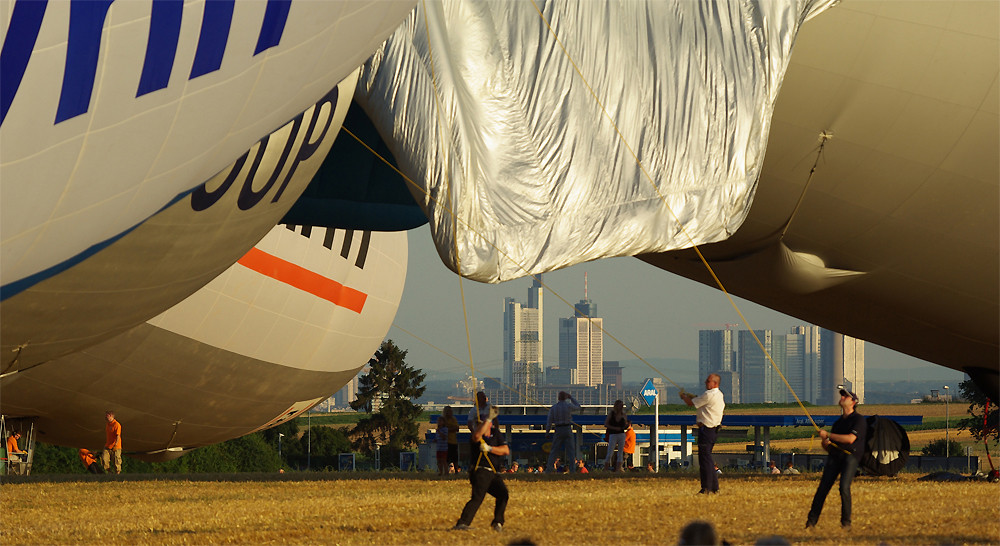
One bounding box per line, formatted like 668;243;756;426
624;426;636;454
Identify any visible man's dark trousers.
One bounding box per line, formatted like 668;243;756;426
458;468;508;527
697;425;719;492
807;452;859;525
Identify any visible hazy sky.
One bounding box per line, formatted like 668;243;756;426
390;225;966;387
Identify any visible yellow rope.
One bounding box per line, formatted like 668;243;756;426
420;0;496;472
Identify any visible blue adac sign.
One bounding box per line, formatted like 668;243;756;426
641;379;658;407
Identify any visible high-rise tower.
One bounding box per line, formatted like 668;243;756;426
503;276;544;388
820;329;865;404
738;329;773;403
558;274;603;386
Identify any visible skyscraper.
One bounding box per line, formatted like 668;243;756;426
820;329;865;404
738;329;773;403
503;276;544;389
695;325;862;406
699;327;738;402
558;274;603;386
790;325;821;403
698;328;737;378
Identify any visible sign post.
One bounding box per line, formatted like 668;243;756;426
654;392;660;472
641;379;659;471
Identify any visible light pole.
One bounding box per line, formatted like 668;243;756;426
943;385;950;460
278;433;284;459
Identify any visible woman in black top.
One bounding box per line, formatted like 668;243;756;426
604;400;631;471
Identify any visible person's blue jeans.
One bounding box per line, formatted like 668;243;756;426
547;425;575;471
808;452;859;525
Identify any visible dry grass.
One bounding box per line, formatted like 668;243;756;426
2;472;997;545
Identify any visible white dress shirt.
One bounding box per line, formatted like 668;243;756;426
692;387;725;428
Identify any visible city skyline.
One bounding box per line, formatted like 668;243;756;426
390;225;966;390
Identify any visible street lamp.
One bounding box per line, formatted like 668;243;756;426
278;433;284;459
943;385;950;460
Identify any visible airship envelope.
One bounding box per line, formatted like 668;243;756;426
354;0;835;283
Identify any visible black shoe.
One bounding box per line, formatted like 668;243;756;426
805;520;816;529
841;522;851;530
452;523;471;531
491;522;503;532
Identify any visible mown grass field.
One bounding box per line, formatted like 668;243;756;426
2;472;997;545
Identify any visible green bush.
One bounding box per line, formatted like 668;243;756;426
920;438;963;457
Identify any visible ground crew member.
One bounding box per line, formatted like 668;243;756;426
103;410;123;474
453;408;509;532
681;373;725;494
806;389;867;529
624;424;636;469
79;448;104;474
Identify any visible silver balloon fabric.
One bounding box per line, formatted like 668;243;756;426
356;0;836;282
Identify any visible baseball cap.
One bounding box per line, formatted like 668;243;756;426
839;388;858;402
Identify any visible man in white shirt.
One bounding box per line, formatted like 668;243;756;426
680;373;725;494
545;391;581;472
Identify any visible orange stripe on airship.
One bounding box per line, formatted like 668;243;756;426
236;247;367;313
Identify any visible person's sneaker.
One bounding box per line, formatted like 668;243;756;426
841;522;851;530
491;522;503;532
805;520;817;529
697;489;707;495
452;523;471;531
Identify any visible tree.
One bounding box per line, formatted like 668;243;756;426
349;339;426;465
957;379;999;446
298;426;352;469
920;438;963;457
261;420;302;467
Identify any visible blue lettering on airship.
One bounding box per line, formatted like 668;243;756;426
0;0;292;126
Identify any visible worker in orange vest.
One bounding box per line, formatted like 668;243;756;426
79;448;103;474
103;410;123;474
623;425;636;470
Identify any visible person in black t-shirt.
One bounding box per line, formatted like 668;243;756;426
453;413;510;532
806;389;867;529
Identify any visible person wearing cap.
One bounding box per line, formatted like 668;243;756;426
805;388;867;529
453;412;509;532
545;391;581;473
680;373;725;494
